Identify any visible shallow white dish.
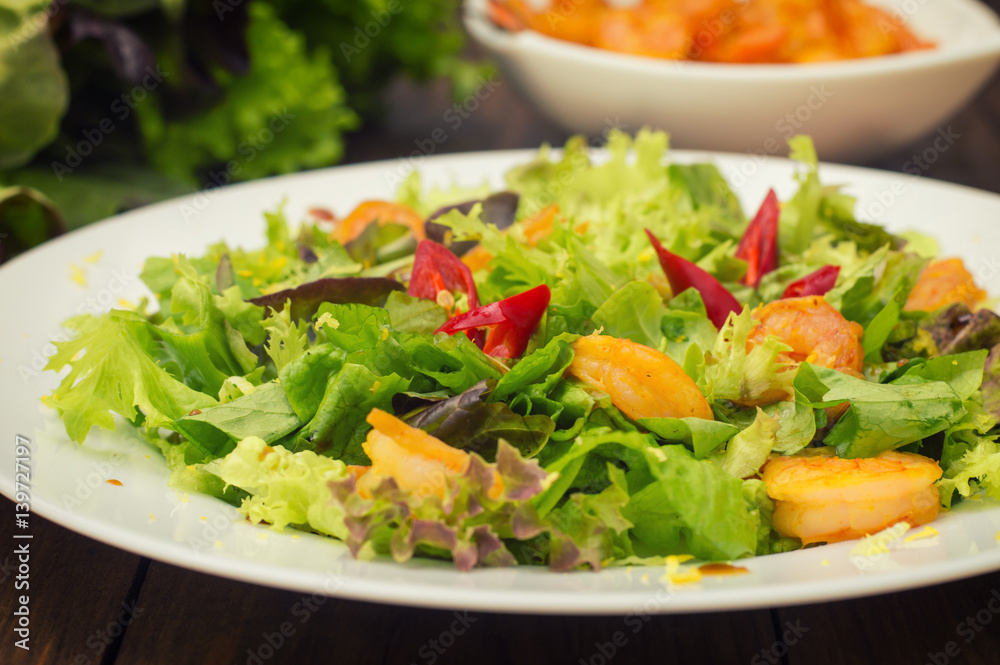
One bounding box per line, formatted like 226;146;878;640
464;0;1000;162
2;150;1000;614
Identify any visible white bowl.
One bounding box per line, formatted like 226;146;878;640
465;0;1000;162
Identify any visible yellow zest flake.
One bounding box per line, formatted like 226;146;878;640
820;559;830;566
953;360;959;365
292;535;300;541
380;326;390;341
314;312;340;332
84;250;104;264
118;298;134;309
662;554;701;585
640;574;650;586
178;493;190;503
69;264;87;286
272;256;288;270
237;269;253;278
252;278;262;287
637;248;654;263
850;522;911;558
213;540;224;549
903;526;939;543
149;513;156;522
370;380;382;394
199;516;207;522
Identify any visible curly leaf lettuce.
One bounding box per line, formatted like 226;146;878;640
703;307;796;405
203;436;349;537
44;310;217;442
938;441;1000;508
138;2;357;184
328;440;549;571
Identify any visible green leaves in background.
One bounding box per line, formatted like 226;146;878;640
0;0;68;170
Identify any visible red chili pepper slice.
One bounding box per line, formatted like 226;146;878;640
435;284;551;358
782;265;841;298
645;229;741;329
735;189;780;288
408;240;480;311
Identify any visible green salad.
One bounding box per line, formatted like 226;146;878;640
44;131;1000;571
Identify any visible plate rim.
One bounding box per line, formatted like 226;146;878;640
3;147;1000;615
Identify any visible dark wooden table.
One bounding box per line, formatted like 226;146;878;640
4;40;1000;665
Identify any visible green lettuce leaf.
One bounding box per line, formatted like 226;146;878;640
172;381;301;457
202;436;349;537
44;310;217;442
703;307;795;405
638;417;738;458
0;0;68;170
137;2;357;184
795;356;982;457
591;280;665;350
720;408;780;479
940;401;998;472
625;444;758;561
938;441;1000;508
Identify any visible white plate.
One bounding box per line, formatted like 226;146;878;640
2;150;1000;615
465;0;1000;162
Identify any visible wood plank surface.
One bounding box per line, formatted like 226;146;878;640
0;497;144;665
782;569;1000;665
112;559;776;665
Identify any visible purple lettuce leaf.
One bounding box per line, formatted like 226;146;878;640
326;440;548;571
404;379;554;462
249;277;403;321
424;192;519;256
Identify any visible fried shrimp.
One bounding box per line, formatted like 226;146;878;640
904;258;986;313
761;447;942;545
736;296;864;406
356;409;502;501
566;334;714;421
749;296;864;376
